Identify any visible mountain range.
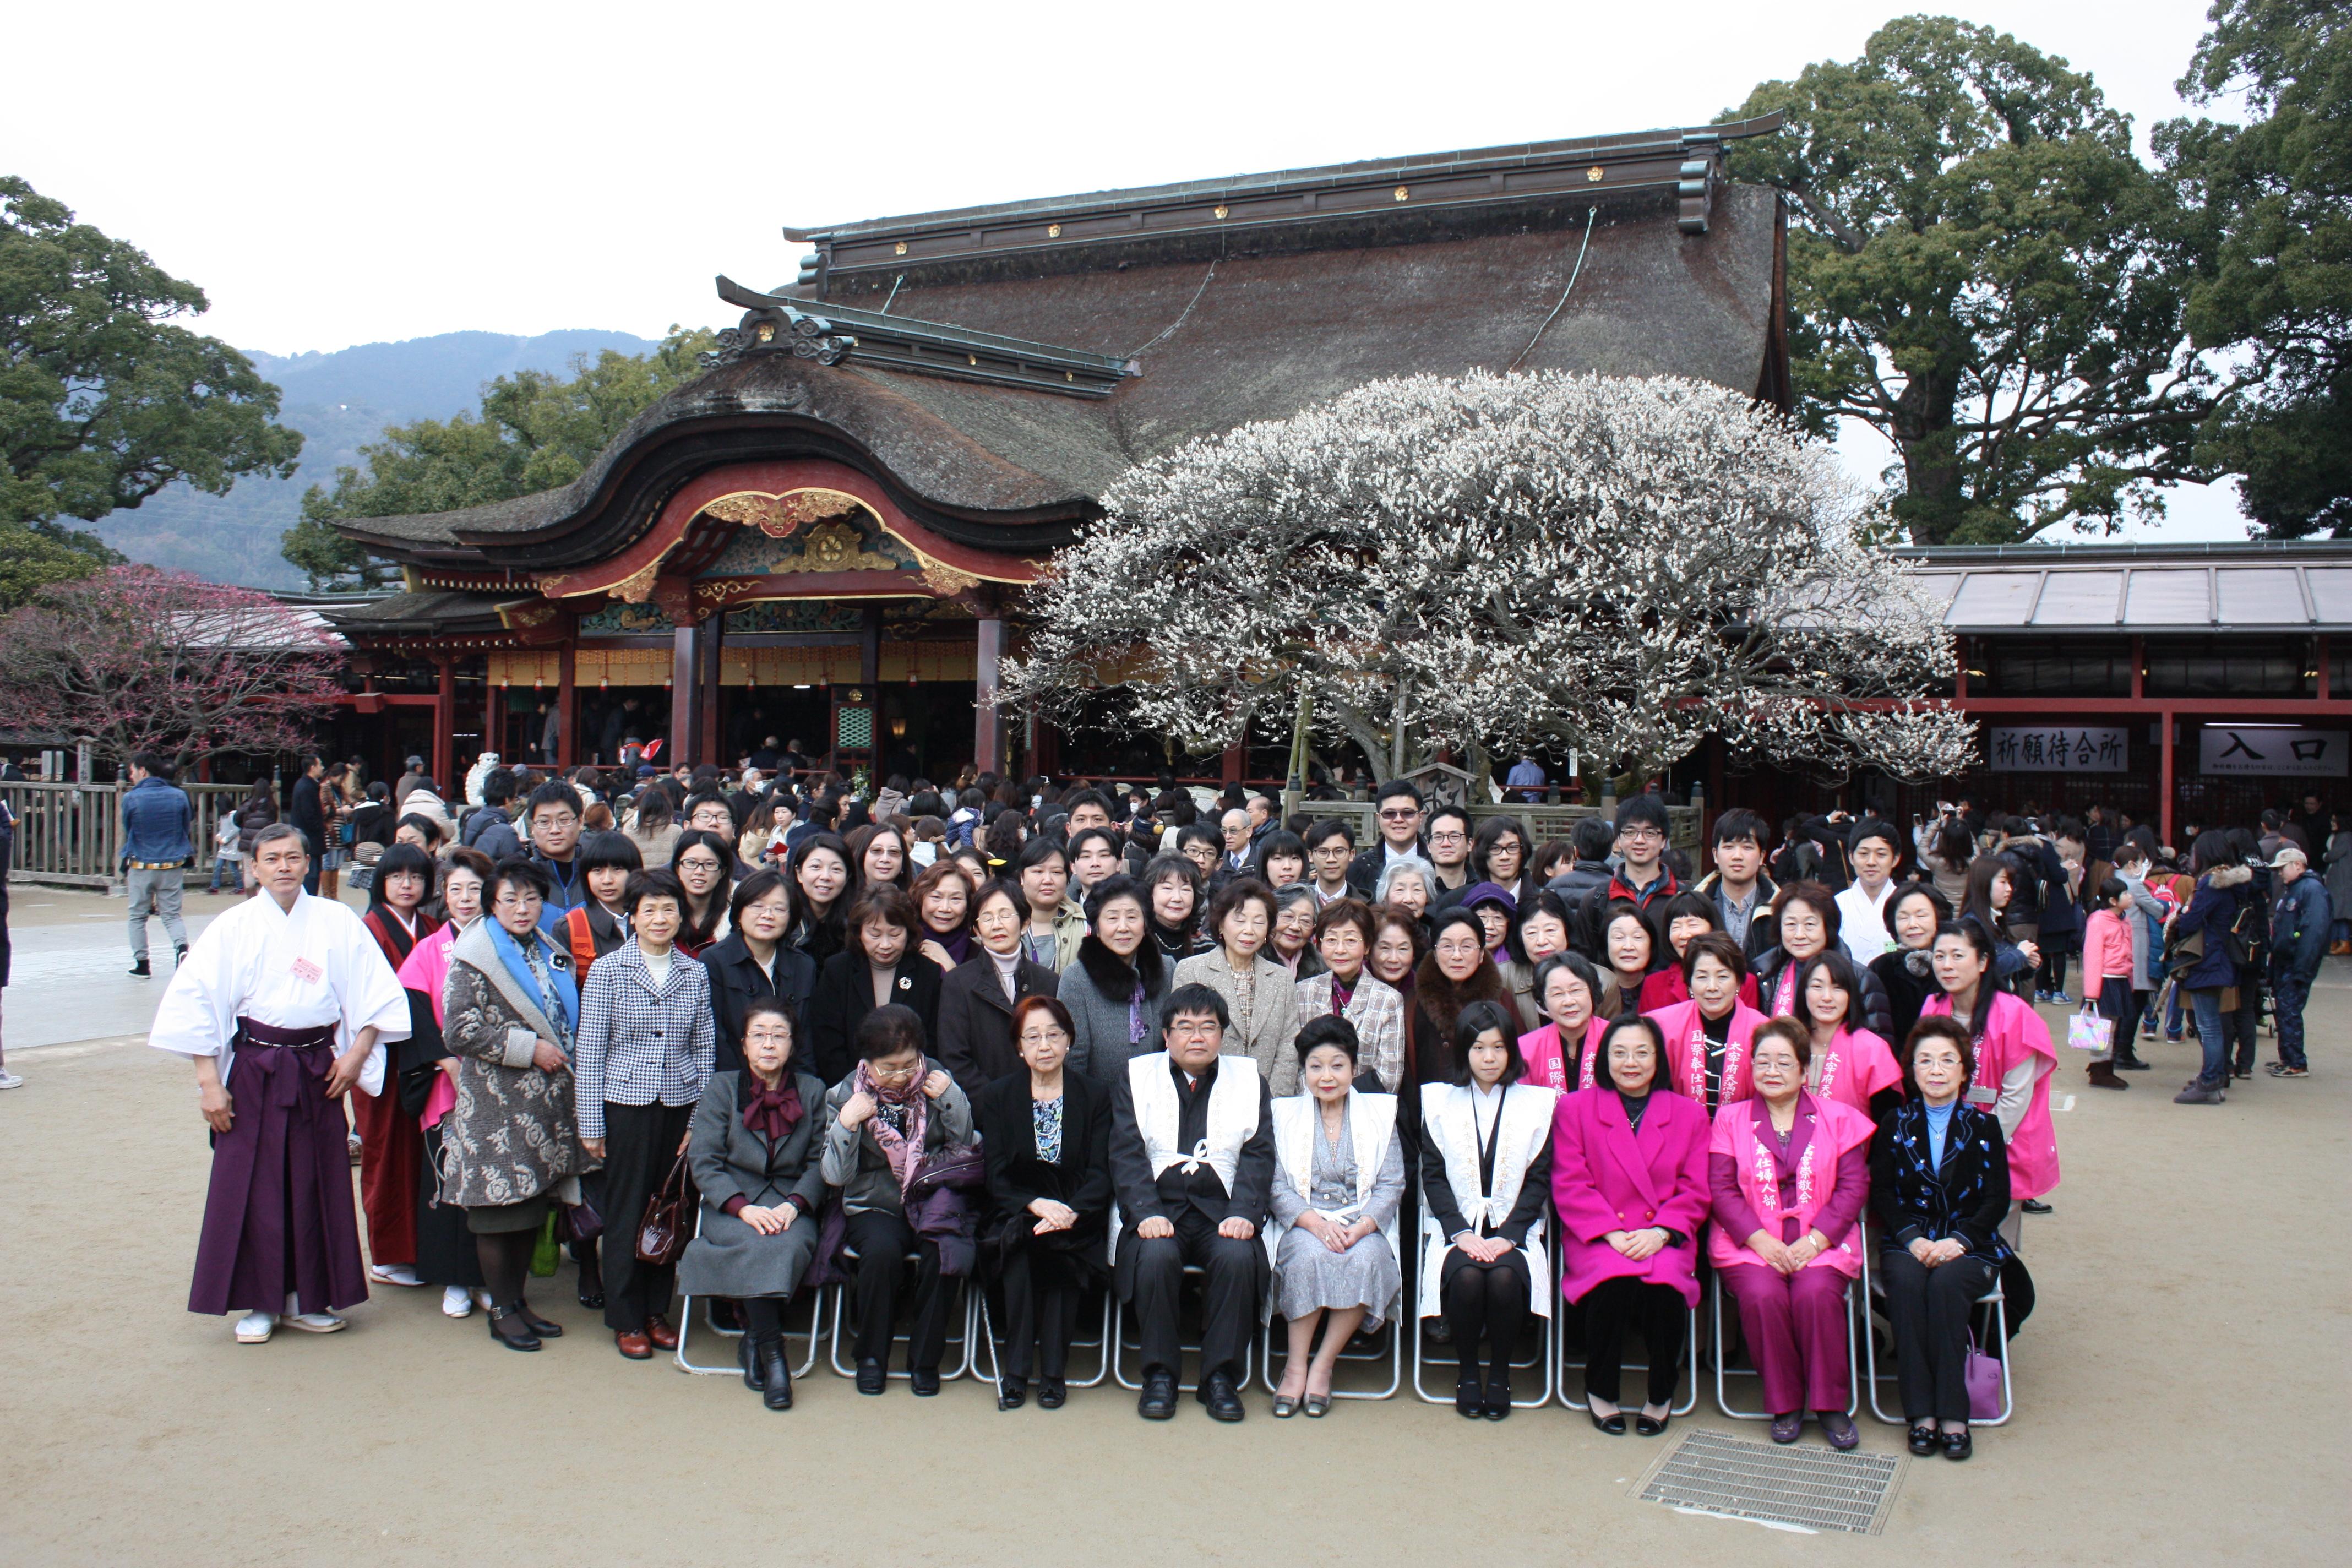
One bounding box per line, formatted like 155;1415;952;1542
90;329;659;589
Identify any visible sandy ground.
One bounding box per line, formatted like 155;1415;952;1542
2;886;2346;1565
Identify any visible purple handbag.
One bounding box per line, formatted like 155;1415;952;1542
1964;1329;2003;1419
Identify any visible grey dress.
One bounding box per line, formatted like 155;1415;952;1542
676;1069;829;1300
1270;1103;1406;1327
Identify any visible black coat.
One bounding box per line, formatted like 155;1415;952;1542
702;933;818;1076
936;952;1061;1096
808;949;944;1086
1869;1098;2012;1262
973;1069;1113;1272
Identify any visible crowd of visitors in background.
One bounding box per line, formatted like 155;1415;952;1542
6;743;2335;1456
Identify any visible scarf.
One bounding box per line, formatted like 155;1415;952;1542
854;1060;930;1198
927;923;972;967
742;1070;803;1141
488;919;578;1050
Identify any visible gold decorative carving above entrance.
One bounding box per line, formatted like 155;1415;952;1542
703;488;864;538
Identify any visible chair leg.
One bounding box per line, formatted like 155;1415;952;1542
1066;1291;1113;1389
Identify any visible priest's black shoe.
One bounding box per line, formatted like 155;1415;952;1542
910;1366;941;1397
998;1375;1027;1410
856;1358;887;1395
1037;1377;1066;1409
1198;1371;1245;1422
1137;1370;1178;1420
758;1338;793;1411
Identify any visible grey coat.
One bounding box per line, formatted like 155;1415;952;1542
437;921;596;1208
677;1068;828;1300
1170;948;1300;1085
819;1061;976;1216
1061;955;1170;1085
2327;831;2352;916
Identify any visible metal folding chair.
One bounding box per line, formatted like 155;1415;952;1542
1859;1237;2015;1427
825;1243;975;1381
1709;1257;1862;1419
670;1207;825;1379
1407;1213;1555;1409
1260;1312;1403;1400
970;1284;1114;1390
1555;1254;1700;1418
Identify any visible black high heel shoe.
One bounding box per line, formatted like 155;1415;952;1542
486;1305;541;1352
1588;1405;1627;1435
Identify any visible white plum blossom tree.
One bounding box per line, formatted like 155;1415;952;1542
1001;371;1975;783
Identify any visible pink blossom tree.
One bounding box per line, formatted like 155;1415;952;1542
0;565;346;769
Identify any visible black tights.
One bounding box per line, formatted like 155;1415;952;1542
1580;1275;1686;1408
476;1231;537;1308
1444;1258;1528;1379
743;1298;786;1341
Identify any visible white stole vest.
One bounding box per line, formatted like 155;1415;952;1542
1264;1091;1400;1272
1129;1050;1261;1195
1417;1081;1558;1320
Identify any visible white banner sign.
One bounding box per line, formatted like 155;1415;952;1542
2198;726;2350;778
1987;726;2128;774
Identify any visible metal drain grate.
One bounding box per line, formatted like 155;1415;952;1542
1636;1430;1903;1534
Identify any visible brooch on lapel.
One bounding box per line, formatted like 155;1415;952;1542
897;976;912;991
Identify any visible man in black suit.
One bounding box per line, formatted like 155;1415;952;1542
1108;984;1274;1422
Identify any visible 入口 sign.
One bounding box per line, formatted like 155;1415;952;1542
1988;726;2127;773
2198;726;2349;778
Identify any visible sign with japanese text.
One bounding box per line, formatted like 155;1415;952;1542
2197;726;2349;778
1987;726;2128;773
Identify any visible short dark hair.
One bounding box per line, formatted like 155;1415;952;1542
1014;835;1069;877
526;780;583;822
1373;778;1424;811
368;843;437;906
576;830;644;875
481;766;517;805
1159;982;1231;1035
1062;787;1112;819
1066;825;1121;865
1750;1015;1813;1071
1904;1015;1976;1086
1306;817;1355;851
1254;830;1307;870
856;1004;928;1063
682;790;732;823
1680;929;1749;984
739;997;798;1049
1795;950;1862;1025
395;813;445;848
728;867;789;930
845;884;917;955
1011;994;1076;1045
1296;1014;1361;1065
1848;816;1904;857
1615;793;1670;835
1570;816;1616;862
1448;1000;1523;1087
1175;821;1221;854
1427;804;1472;839
486;855;552;905
130;750;172;780
1772;879;1842;944
624;868;687;916
1312;896;1377;948
1712;807;1771;848
1598;1015;1668;1092
1206;878;1278;944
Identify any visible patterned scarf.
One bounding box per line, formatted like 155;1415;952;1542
854;1060;930;1197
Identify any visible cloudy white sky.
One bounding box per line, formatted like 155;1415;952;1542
9;0;2247;537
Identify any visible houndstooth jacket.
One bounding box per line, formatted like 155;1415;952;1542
572;940;716;1140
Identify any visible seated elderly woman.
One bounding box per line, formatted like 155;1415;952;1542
1552;1016;1710;1435
1871;1016;2012;1462
1419;1000;1558;1419
679;998;828;1411
1708;1016;1876;1449
1266;1016;1406;1418
438;857;595;1353
975;996;1112;1411
820;1004;978;1396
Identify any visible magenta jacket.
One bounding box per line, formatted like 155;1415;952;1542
1550;1084;1712;1309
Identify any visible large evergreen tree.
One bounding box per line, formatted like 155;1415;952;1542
1727;18;2216;545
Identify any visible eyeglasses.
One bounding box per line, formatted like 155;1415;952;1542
1378;807;1420;821
869;1061;919;1082
493;892;542;909
678;856;722;872
1618;825;1665;842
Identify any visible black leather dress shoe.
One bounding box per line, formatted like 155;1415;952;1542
1456;1370;1484;1418
740;1332;762;1390
515;1303;563;1337
1909;1425;1940;1456
1483;1373;1512;1420
856;1358;888;1395
486;1307;540;1352
1137;1370;1178;1420
910;1366;941;1397
1943;1427;1974;1461
2020;1199;2053;1215
998;1375;1027;1410
759;1341;793;1411
1589;1407;1627;1435
1037;1377;1066;1409
1199;1371;1245;1422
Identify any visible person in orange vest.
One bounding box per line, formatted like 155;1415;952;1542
563;832;644;977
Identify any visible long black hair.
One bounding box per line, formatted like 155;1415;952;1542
1931;919;1997;1042
669;829;736;948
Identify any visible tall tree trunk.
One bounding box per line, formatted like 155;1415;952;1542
1891;364;1968;544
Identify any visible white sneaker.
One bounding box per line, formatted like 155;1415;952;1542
235;1310;276;1343
441;1285;474;1319
281;1311;347;1335
0;1071;23;1090
369;1263;423;1287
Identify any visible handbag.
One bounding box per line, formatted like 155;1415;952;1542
1964;1329;2004;1419
906;1138;987;1199
634;1148;696;1266
2065;1007;2114;1055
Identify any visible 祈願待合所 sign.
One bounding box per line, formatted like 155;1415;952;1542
2197;726;2350;778
1988;726;2128;773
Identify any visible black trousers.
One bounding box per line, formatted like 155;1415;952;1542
999;1246;1085;1379
413;1124;483;1289
1580;1275;1686;1407
1126;1211;1260;1382
843;1208;954;1369
1879;1248;1998;1423
598;1099;694;1333
1440;1250;1531;1375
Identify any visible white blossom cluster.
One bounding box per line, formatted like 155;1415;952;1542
1000;371;1975;782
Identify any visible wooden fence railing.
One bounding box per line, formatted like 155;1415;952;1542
4;782;256;889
